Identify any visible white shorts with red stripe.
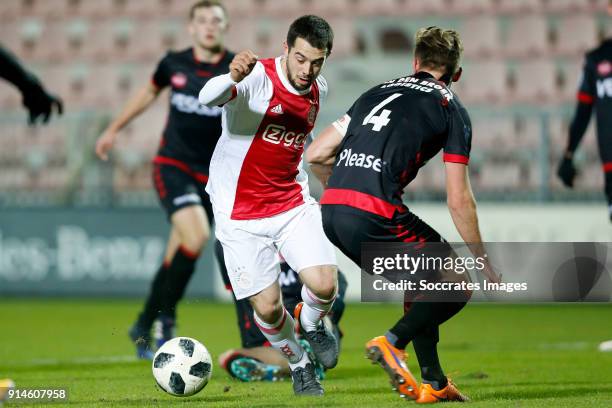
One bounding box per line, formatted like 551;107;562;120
214;202;337;300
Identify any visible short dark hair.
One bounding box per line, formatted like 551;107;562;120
287;15;333;56
189;0;227;20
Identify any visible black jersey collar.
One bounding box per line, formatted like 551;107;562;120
413;70;449;83
413;71;437;80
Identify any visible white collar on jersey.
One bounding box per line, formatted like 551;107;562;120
275;56;312;96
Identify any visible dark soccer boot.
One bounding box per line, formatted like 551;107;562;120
128;324;154;360
294;302;339;369
298;338;325;380
153;315;176;349
291;362;324;396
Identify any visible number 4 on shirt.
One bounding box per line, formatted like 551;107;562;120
362;93;402;132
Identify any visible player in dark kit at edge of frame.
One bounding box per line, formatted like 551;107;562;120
0;44;64;407
307;27;500;403
94;0;233;359
558;0;612;221
557;0;612;353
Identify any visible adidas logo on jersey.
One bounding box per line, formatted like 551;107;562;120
270;104;284;114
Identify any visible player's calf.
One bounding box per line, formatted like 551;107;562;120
294;290;339;369
251;303;322;395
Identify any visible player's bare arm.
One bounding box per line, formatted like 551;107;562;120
95;82;161;161
198;50;258;107
306;124;344;187
445;162;500;283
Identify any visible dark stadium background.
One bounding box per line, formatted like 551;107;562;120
1;0;611;299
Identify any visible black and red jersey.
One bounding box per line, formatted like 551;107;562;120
151;47;234;176
321;71;472;219
568;39;612;166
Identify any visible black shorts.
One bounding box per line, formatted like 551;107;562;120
152;162;213;222
226;264;349;349
321;204;446;268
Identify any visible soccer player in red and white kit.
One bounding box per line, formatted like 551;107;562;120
198;16;338;396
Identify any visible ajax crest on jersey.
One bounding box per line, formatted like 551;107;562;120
152;337;212;397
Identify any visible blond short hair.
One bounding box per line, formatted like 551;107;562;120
414;26;463;77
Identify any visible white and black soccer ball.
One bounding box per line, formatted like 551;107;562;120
152;337;212;397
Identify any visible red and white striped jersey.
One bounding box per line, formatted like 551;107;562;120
205;57;328;220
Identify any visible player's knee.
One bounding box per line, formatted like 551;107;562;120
252;301;283;323
182;229;210;255
308;269;338;300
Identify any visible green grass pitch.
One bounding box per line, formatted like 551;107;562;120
2;300;612;407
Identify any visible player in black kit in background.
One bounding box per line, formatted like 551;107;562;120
558;0;612;221
307;26;500;403
95;0;233;359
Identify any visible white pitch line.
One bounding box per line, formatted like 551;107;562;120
537;342;591;351
16;355;139;367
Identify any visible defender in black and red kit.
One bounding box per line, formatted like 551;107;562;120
95;0;233;359
558;1;612;221
307;27;499;404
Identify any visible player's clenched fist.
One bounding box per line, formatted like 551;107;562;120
230;50;258;83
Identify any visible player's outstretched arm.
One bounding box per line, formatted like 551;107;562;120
0;46;63;125
445;162;500;283
198;50;258;107
558;57;595;188
95;83;160;161
306;124;344;187
557;102;592;188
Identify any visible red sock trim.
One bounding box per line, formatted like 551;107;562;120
305;287;336;305
178;245;199;260
254;310;287;335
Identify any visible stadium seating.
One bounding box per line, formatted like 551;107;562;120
497;0;543;14
504;16;550;58
453;60;508;104
543;0;595;13
448;0;494;15
554;14;599;56
510;59;559;102
1;0;609;199
460;16;500;58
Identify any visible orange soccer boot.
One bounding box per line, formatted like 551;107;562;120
365;336;419;399
416;378;470;404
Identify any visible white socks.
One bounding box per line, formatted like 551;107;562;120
254;308;305;365
299;285;336;332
